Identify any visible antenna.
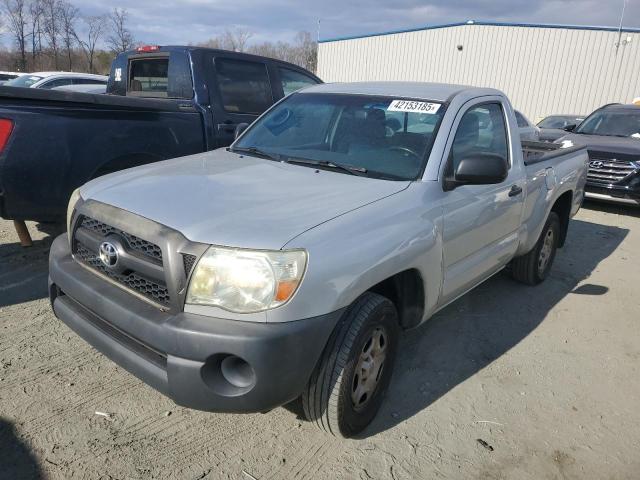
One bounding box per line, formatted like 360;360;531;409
615;0;628;53
317;19;321;43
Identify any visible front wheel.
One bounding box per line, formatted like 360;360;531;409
301;292;399;437
511;212;560;285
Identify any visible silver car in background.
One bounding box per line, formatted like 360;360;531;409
52;84;107;94
4;71;108;89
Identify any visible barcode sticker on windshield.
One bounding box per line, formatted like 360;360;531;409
388;100;441;114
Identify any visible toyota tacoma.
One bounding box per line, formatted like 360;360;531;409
49;82;588;437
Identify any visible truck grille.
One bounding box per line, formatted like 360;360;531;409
72;216;170;306
81;217;163;262
587;156;637;184
183;254;197;277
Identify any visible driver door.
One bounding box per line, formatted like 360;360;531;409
439;99;525;305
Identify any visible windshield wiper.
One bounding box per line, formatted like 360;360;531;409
575;132;632;138
282;157;368;176
229;146;281;161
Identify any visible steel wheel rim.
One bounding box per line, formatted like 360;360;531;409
351;326;387;412
538;227;555;274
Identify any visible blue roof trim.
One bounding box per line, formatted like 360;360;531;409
319;20;640;43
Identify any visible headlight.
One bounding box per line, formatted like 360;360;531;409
186;246;307;313
66;188;81;237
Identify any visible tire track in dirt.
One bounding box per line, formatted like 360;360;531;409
262;437;328;480
0;310;60;355
20;376;140;441
0;350;94;390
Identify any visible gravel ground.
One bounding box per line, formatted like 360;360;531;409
1;202;639;480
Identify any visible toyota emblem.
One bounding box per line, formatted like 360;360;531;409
99;241;119;268
589;161;604;169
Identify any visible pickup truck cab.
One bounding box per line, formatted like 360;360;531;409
49;82;588;437
0;46;321;228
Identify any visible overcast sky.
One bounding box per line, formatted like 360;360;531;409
58;0;640;45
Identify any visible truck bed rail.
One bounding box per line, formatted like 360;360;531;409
0;86;188;112
522;140;586;166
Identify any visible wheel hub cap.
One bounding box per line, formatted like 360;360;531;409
351;327;387;411
538;228;555;274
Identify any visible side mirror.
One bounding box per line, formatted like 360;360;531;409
563;124;577;132
234;123;249;139
446;154;508;190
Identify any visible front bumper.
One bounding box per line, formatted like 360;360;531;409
585;184;640;206
49;234;342;413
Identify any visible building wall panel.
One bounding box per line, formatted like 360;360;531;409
318;24;640;120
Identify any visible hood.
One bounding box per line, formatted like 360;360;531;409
81;149;410;249
539;128;566;142
556;133;640;157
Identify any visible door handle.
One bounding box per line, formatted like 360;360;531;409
217;123;238;132
508;185;523;197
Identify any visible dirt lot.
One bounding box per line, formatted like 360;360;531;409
1;202;640;480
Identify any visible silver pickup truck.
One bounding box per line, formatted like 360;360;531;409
49;82;588;438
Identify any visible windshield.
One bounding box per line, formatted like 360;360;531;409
5;75;43;87
538;116;583;129
234;93;446;180
576;109;640;138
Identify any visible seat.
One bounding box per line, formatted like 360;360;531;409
347;108;387;154
334;108;388;154
131;79;143;92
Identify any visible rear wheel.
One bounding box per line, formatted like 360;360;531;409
511;212;560;285
301;292;399;438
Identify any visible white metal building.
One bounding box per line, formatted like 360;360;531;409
317;21;640;121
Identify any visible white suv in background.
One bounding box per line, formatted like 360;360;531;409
4;71;108;89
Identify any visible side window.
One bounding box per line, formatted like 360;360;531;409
215;58;273;114
451;103;509;171
40;78;72;89
515;111;528;128
73;78;107;85
278;67;319;96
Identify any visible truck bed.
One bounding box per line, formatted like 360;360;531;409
518;139;588;258
0;86;192;112
521;140;586;166
0;88;205;222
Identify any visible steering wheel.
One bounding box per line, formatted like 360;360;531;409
388;146;421;160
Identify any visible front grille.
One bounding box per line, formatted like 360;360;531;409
81;217;163;262
587;156;637;185
183;254;197;277
72;216;170;306
75;245;171;305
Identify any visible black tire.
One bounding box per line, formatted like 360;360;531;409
511;212;560;285
301;292;399;438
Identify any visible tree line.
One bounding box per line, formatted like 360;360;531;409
1;0;135;73
197;29;318;73
0;0;318;75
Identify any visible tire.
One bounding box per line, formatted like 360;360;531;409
511;212;560;285
301;292;400;438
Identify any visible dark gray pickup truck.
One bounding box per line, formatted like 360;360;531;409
0;46;321;238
